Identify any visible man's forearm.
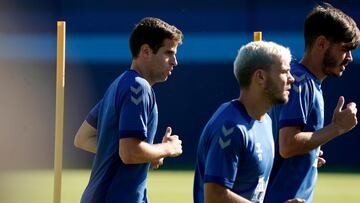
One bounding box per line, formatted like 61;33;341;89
280;123;341;158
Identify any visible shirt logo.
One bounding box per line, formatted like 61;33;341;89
292;84;302;93
251;177;266;203
293;74;306;82
219;125;234;149
255;143;263;161
130;85;143;105
292;74;305;93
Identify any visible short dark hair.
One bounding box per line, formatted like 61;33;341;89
129;17;183;58
304;3;360;50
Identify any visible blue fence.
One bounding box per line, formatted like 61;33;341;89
1;0;359;169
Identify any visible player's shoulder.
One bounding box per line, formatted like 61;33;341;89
214;101;251;125
290;62;320;91
215;119;244;148
219;118;248;139
134;77;152;93
208;100;254;132
263;113;272;124
291;63;313;84
118;70;152;94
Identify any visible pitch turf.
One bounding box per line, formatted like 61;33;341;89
0;169;359;202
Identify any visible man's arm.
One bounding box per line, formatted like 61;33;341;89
204;183;251;203
74;100;100;153
119;127;182;164
204;183;305;203
279;96;357;158
74;120;97;153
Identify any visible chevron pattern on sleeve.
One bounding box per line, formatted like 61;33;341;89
130;85;143;105
219;125;234;149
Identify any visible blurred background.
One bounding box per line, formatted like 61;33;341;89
1;0;360;202
0;0;359;174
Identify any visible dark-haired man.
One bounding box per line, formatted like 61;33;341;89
74;17;183;203
265;4;360;203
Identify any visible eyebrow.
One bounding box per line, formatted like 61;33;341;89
165;48;176;53
342;43;357;51
281;65;291;72
166;49;176;55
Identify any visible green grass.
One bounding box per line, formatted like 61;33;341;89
314;172;360;202
0;169;359;203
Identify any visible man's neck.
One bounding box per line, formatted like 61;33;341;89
300;52;327;81
131;60;155;86
239;90;270;121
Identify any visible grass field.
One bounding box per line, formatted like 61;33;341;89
0;169;359;202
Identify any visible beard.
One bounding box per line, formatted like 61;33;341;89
322;48;349;77
264;78;288;105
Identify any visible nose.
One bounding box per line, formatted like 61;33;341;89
346;51;353;62
288;72;295;84
169;54;178;67
171;55;178;67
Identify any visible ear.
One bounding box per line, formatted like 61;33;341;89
139;44;152;58
253;69;266;85
314;35;330;51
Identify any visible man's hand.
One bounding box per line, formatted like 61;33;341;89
150;158;164;170
284;198;305;203
317;150;326;168
332;96;357;135
162;127;183;157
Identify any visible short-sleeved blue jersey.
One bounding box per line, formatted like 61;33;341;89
193;100;274;203
265;62;324;203
81;70;158;203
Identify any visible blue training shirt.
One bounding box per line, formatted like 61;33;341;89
193;100;274;203
81;70;158;203
264;62;324;203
